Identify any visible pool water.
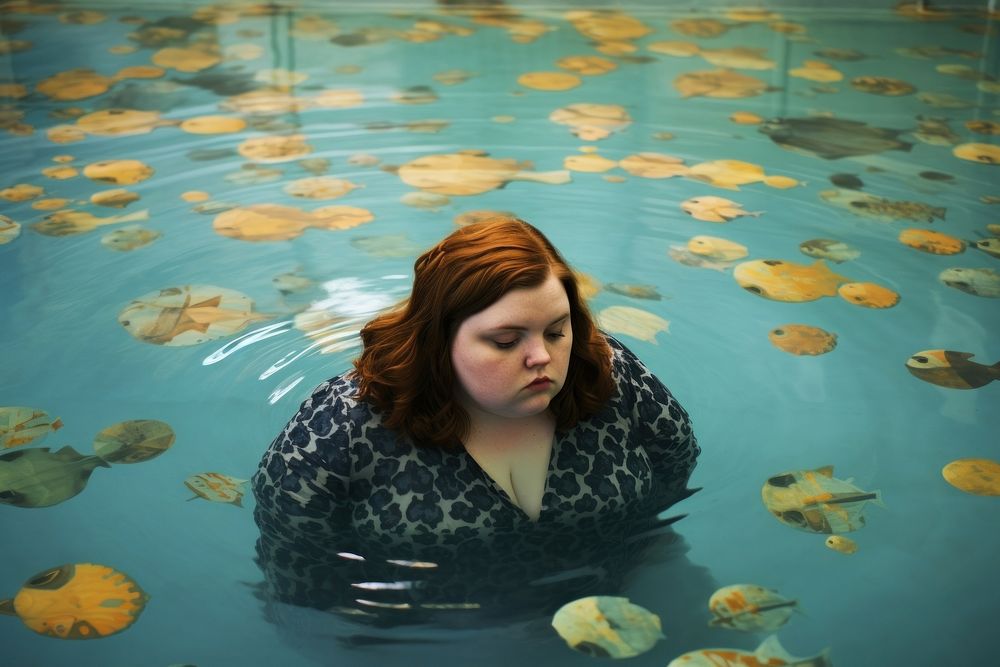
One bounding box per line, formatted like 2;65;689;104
1;1;998;665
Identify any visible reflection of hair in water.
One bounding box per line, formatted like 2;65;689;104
251;499;755;665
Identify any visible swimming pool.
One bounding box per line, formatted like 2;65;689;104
1;1;998;665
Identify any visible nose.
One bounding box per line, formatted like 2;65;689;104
524;335;551;368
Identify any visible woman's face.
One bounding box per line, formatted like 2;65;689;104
450;272;574;423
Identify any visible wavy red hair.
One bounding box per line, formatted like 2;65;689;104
352;216;613;449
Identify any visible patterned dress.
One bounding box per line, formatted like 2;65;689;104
252;335;700;618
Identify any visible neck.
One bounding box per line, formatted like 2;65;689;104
462;407;555;446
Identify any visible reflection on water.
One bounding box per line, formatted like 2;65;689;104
255;505;751;666
254;490;696;626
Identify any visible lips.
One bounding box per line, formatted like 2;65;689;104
526;377;552;389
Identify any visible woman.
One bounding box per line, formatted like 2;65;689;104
251;217;700;616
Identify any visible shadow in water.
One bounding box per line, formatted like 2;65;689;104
250;491;754;666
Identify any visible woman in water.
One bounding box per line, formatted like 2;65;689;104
252;216;700;617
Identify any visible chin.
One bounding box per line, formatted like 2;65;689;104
518;397;553;417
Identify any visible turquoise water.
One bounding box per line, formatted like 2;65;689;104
1;1;998;665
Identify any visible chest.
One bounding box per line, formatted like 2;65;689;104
463;429;554;522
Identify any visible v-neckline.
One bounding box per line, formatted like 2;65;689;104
464;436;558;522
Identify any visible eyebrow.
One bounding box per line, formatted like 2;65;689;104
487;313;570;332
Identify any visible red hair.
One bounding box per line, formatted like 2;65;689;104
352;216;614;448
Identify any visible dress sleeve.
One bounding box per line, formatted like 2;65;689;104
610;337;701;504
250;379;356;603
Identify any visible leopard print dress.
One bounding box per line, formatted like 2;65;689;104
251;335;700;619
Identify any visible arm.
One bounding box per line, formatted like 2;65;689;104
250;379;356;606
611;337;701;505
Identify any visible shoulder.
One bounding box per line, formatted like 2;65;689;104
268;373;383;459
604;332;634;365
294;374;373;427
601;333;686;413
603;332;652;388
283;372;415;463
307;373;358;407
253;375;373;499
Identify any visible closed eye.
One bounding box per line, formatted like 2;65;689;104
493;330;566;349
